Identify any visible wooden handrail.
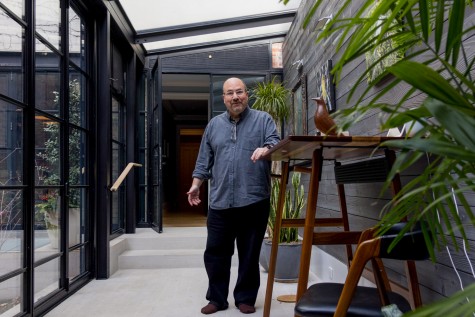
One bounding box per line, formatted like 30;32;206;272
110;162;142;192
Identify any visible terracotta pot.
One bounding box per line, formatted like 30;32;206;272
312;97;337;135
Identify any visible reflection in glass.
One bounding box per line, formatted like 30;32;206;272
69;246;86;280
0;274;22;315
68;205;80;247
35;0;60;50
293;85;303;135
0;0;24;19
69;70;86;127
0;103;24;275
138;148;147;222
0;190;23;274
69;128;86;185
0;102;23;185
112;97;120;141
34;189;60;251
68;188;85;247
35;115;60;185
35;38;60;116
34;257;60;303
0;8;24;102
69;7;86;70
111;143;125;233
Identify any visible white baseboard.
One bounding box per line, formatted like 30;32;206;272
310;246;375;287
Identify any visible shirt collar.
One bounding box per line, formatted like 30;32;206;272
226;106;249;122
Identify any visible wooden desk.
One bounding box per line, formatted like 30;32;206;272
262;135;421;317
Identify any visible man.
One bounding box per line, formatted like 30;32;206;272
187;77;280;315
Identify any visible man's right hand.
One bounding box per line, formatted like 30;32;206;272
186;185;201;206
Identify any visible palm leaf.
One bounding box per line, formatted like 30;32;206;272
301;0;475;315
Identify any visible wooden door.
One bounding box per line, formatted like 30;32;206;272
178;130;207;214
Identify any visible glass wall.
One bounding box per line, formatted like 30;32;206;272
0;1;27;314
110;42;126;235
0;0;92;314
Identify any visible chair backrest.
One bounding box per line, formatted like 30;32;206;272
379;222;430;261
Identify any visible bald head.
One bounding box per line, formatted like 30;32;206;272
223;77;247;92
222;77;249;120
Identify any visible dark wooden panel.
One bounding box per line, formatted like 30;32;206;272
282;0;475;306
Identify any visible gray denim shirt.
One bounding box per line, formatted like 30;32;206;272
192;107;280;209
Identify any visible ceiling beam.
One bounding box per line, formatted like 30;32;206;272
146;33;286;56
135;10;296;44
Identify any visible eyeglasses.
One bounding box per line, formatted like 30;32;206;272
223;90;246;98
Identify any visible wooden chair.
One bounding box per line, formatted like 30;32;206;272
294;222;430;317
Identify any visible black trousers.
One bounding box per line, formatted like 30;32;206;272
204;198;270;309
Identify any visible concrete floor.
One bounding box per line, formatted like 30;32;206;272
46;226;317;317
46;268;307;317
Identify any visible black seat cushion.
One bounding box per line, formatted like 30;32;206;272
294;283;412;317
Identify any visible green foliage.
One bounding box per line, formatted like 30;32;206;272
37;79;81;208
268;172;305;244
301;0;475;315
249;77;291;125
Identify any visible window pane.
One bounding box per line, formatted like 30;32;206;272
0;190;23;274
35;39;60;116
69;7;86;71
111;142;125;233
68;245;86;280
0;8;24;102
36;0;60;50
0;101;22;185
35;115;60;185
34;189;60;251
0;0;24;19
68;188;85;247
69;128;87;185
293;85;304;135
34;258;60;303
112;97;120;141
0;274;23;316
69;70;86;128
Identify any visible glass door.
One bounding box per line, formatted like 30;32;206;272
150;62;162;232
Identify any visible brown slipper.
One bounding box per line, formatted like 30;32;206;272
201;303;219;315
238;303;256;314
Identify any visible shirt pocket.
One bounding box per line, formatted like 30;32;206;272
241;136;261;151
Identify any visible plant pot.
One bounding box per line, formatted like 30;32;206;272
260;239;302;282
47;228;59;249
45;208;81;248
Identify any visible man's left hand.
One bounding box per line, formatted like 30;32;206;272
251;147;269;163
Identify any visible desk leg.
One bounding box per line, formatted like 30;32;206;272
296;148;323;301
263;161;290;317
337;183;353;267
386;149;422;308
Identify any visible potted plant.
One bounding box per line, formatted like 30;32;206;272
36;192;60;248
260;172;305;281
250;76;291;175
250;76;291;130
36;79;82;247
294;0;475;315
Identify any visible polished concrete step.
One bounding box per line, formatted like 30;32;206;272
118;249;205;269
124;234;207;250
114;227;238;270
